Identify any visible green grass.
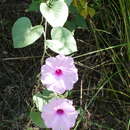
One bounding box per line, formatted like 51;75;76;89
73;0;130;129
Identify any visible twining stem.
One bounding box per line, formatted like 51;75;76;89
41;20;48;66
40;16;44;25
37;19;47;89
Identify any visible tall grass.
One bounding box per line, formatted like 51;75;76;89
74;0;130;129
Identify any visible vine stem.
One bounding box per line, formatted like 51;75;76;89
40;16;44;25
41;20;47;66
36;19;47;89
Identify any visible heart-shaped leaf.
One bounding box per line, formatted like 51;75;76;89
33;89;57;112
30;111;46;128
40;0;68;27
46;40;72;54
46;27;77;55
33;94;45;112
12;17;44;48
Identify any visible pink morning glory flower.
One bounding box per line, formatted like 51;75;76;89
41;98;78;130
41;55;78;94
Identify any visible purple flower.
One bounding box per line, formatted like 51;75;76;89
41;55;78;94
41;98;78;130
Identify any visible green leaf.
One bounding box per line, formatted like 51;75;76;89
30;111;46;128
12;17;44;48
33;89;57;112
28;0;41;12
67;5;87;29
64;21;76;32
46;27;77;54
40;0;68;27
27;128;33;130
80;5;96;18
46;40;71;54
64;0;72;6
33;94;45;112
69;4;78;14
73;14;87;28
65;14;87;31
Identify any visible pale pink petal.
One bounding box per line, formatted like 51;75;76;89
52;116;70;130
63;69;78;82
41;55;78;94
56;55;75;68
62;74;77;90
41;73;55;85
65;111;79;127
46;57;58;67
41;112;56;127
41;98;78;130
47;81;66;94
60;102;75;112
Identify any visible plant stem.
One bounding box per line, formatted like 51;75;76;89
41;20;47;66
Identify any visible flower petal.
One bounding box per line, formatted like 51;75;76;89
41;55;78;94
41;98;78;129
